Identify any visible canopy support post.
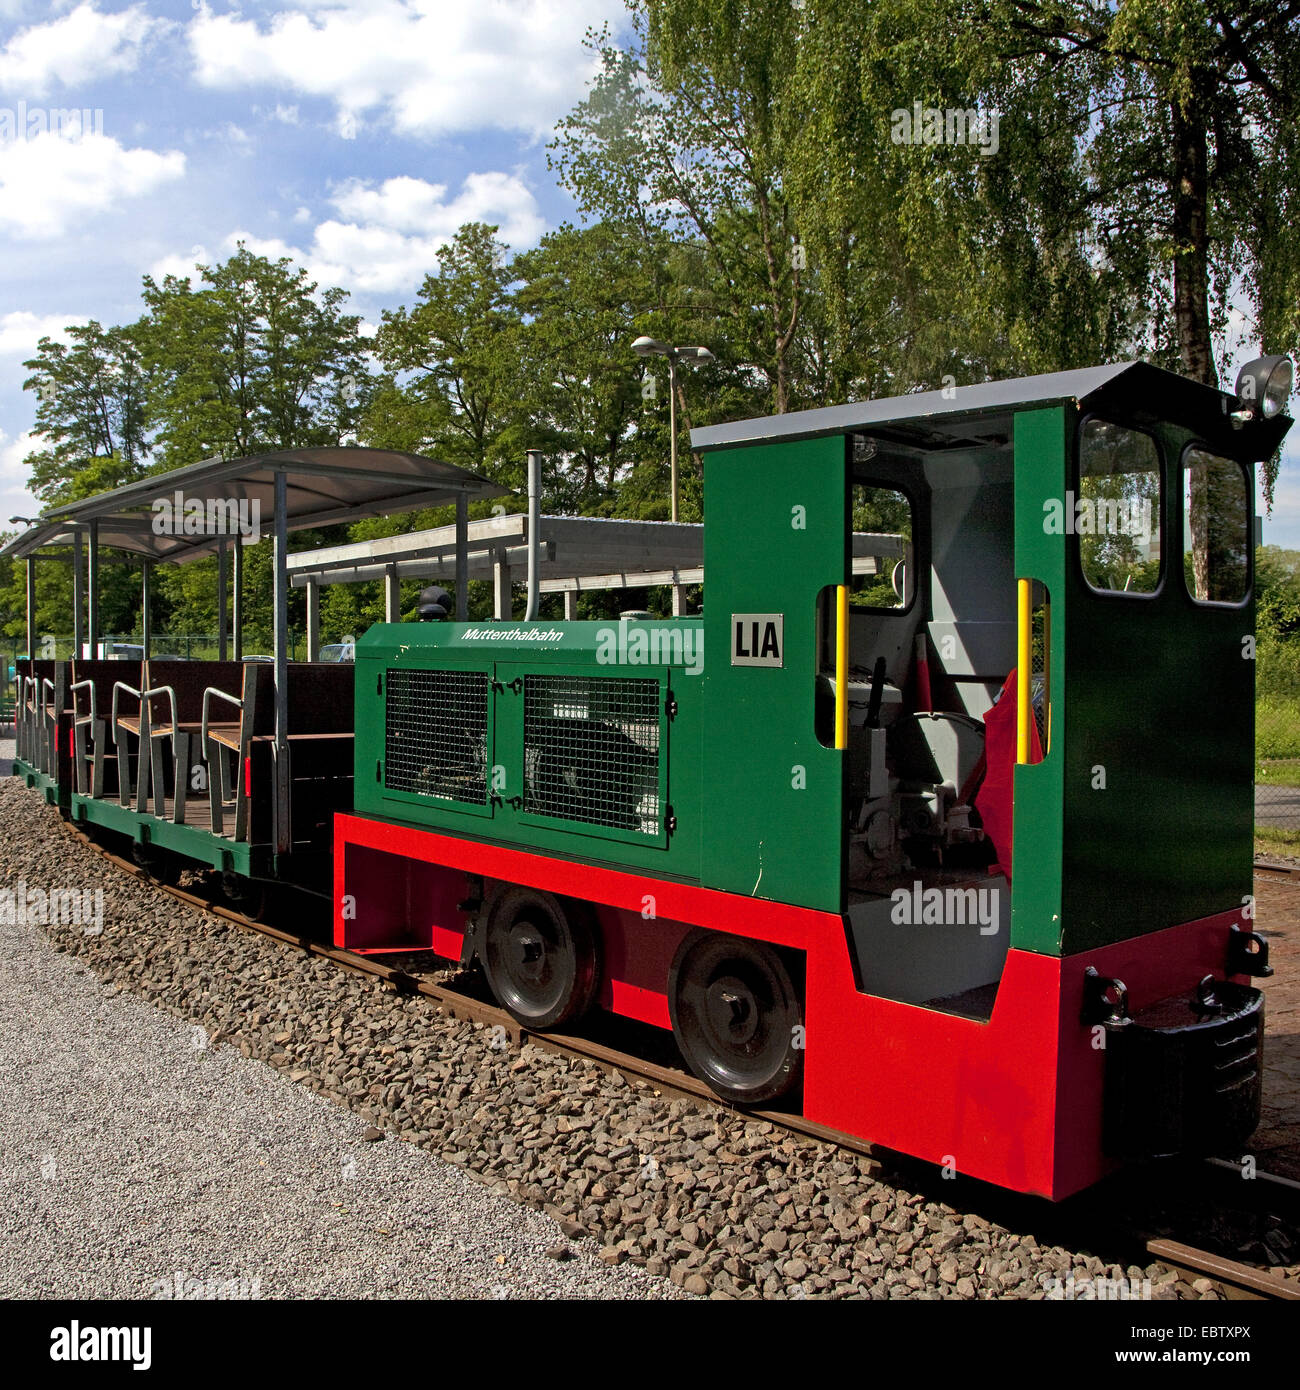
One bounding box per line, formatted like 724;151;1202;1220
493;548;511;620
72;529;84;658
232;542;244;662
455;492;468;620
216;539;228;661
141;563;152;658
306;579;320;661
87;521;100;659
25;556;36;661
273;470;290;854
384;564;400;622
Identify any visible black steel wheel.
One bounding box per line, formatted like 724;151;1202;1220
482;888;599;1030
669;931;804;1106
220;872;268;923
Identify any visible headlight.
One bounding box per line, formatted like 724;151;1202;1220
1235;355;1293;419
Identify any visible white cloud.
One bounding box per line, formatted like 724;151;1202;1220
0;429;41;524
148;244;212;283
154;171;544;297
315;171;544;292
0;310;87;358
188;0;622;141
0;3;162;97
0;129;185;238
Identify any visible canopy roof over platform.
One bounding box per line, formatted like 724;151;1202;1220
287;512;903;618
6;447;510;852
2;447;508;563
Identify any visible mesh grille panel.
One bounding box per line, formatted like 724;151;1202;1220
524;675;662;835
385;668;488;804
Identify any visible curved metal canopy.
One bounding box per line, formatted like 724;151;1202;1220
3;446;509;562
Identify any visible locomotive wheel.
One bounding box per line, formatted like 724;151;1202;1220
219;872;268;923
482;888;599;1030
669;931;804;1106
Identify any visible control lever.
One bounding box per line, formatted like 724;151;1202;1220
865;657;887;728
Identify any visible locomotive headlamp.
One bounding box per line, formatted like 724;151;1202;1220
1234;354;1293;420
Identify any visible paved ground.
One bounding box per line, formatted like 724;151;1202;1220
1254;869;1300;1180
0;735;12;778
1257;784;1300;828
0;914;680;1300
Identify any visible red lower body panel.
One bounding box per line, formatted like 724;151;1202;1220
334;812;1245;1199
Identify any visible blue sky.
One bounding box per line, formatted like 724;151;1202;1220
0;0;628;522
1;0;1297;548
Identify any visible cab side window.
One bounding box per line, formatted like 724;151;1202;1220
1182;449;1251;605
1077;419;1162;595
850;484;913;610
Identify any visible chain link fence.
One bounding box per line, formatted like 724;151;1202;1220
1257;646;1300;837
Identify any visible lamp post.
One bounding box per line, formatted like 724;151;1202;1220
631;337;714;522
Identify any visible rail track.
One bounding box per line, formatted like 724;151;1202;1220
62;821;1300;1302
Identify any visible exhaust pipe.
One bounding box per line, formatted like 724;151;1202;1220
525;448;541;622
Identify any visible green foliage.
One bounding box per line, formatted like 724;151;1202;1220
1257;546;1300;645
371;223;525;485
140;242;369;468
21;320;149;503
4;3;1299;651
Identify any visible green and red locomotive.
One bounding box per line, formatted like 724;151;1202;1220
10;357;1292;1199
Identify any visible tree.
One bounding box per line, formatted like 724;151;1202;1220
140;242;370;469
371;223;525;485
793;1;1297;478
551;11;810;413
20;320;151;503
512;221;661;507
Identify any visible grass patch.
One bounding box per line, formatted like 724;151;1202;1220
1255;826;1300;857
1256;758;1300;787
1257;694;1300;760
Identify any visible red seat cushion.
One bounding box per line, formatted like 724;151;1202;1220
975;669;1042;879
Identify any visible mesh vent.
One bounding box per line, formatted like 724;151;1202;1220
385;668;488;804
524;675;662;835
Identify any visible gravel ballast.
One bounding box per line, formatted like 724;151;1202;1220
0;778;1222;1300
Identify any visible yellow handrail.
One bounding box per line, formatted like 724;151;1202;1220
835;584;849;751
1017;578;1031;764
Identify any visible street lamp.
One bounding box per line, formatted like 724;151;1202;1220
632;336;715;522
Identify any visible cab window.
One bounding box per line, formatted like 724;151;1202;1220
1077;419;1162;594
850;483;913;610
1182;448;1251;605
